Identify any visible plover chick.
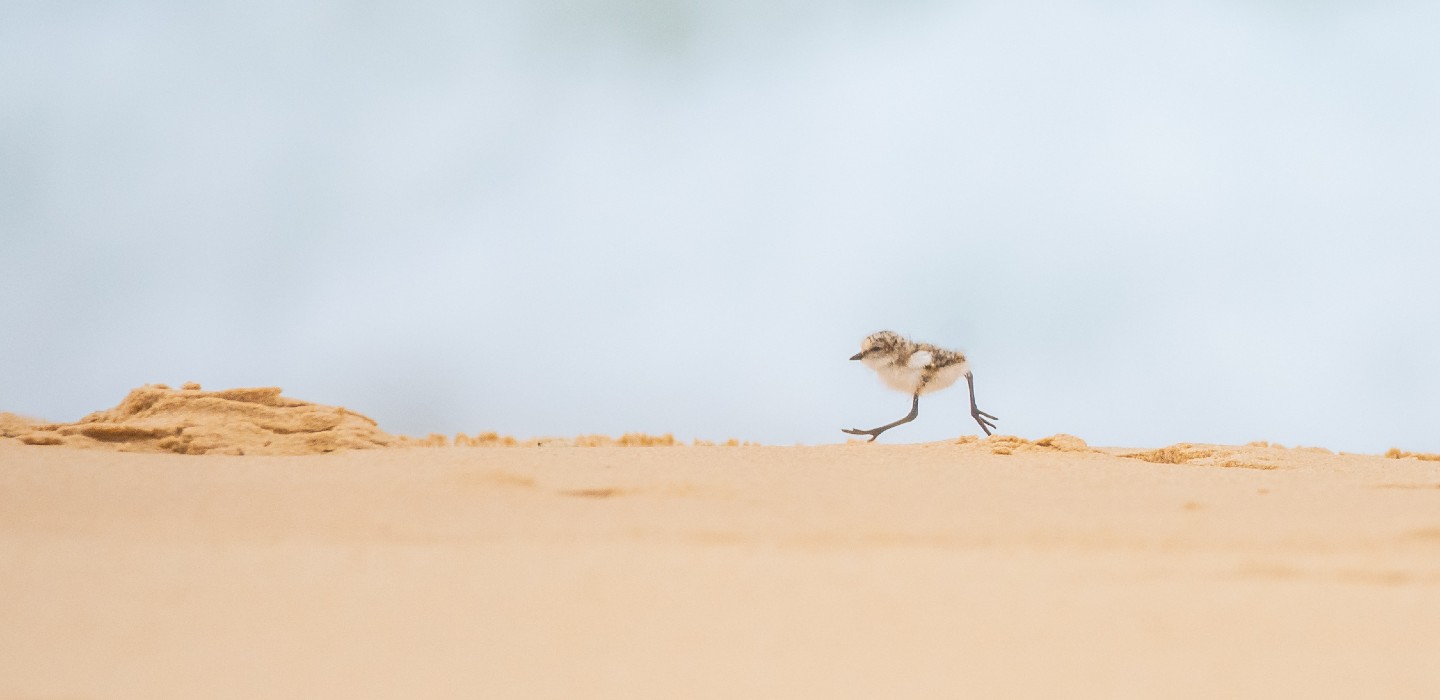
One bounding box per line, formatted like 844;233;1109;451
843;330;998;442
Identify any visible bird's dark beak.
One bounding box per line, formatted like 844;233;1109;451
849;352;863;361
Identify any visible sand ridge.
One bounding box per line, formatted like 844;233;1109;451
5;385;1438;466
0;383;393;455
0;385;757;456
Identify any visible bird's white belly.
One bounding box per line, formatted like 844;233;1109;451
862;356;924;393
875;364;924;393
917;362;968;395
861;353;969;395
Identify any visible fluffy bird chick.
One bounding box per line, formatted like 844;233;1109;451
843;330;998;442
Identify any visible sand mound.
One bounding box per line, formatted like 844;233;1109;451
2;383;394;455
0;412;45;435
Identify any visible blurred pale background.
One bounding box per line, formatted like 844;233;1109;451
3;0;1437;452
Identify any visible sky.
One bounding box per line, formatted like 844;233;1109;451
3;0;1438;452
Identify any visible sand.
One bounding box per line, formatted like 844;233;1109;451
3;387;1440;699
0;383;394;455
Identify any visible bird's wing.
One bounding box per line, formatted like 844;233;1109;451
907;350;934;369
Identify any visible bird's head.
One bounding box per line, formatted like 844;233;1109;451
850;330;904;362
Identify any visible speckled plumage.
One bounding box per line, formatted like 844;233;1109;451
853;331;971;397
845;330;998;441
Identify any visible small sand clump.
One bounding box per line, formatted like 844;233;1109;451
1125;444;1218;465
971;434;1094;456
396;433;452;447
1034;434;1091;452
453;432;519;447
3;384;393;455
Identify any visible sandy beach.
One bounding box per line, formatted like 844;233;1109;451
11;0;1440;694
3;387;1440;698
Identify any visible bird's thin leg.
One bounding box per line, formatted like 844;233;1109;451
966;371;998;436
843;393;920;442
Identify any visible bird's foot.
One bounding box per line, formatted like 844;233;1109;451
841;427;884;442
972;408;998;436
